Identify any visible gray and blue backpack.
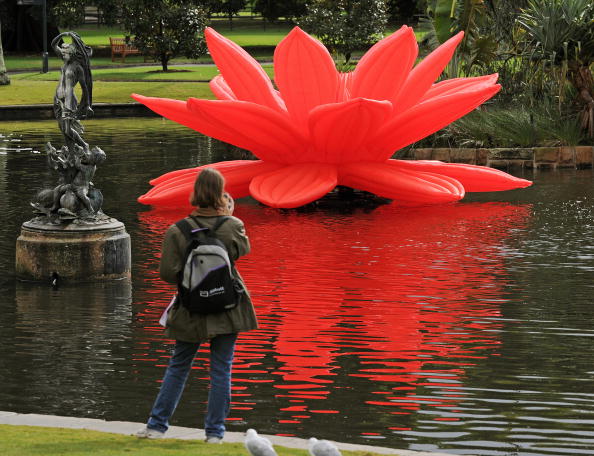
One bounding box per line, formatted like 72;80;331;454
175;216;242;315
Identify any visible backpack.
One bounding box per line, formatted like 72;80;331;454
175;216;242;315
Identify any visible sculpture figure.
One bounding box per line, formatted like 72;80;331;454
52;31;93;158
31;32;106;222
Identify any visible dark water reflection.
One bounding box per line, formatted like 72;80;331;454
1;119;594;455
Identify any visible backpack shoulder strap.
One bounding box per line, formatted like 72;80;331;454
175;218;194;241
188;215;230;234
211;216;230;233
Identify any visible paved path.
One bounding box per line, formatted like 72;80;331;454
0;411;462;456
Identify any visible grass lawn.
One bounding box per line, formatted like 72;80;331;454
2;62;276;105
0;425;381;456
10;64;274;82
0;79;214;105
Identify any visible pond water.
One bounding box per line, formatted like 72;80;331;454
1;118;594;456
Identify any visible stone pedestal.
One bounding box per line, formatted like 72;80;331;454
15;218;131;282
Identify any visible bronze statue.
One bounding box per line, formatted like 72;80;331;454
52;32;93;156
32;32;107;223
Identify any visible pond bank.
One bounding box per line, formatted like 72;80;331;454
0;103;157;121
405;145;594;170
0;411;457;456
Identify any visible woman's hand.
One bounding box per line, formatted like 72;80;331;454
222;192;235;215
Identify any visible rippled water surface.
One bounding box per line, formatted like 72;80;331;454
1;119;594;455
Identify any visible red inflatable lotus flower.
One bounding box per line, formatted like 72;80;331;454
133;26;531;208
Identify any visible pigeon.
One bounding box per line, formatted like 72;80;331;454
308;437;342;456
245;428;278;456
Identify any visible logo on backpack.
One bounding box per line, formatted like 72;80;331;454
200;287;225;298
175;216;242;315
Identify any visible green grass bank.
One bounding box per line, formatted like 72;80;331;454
0;425;381;456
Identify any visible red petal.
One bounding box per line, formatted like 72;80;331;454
368;83;501;160
308;98;392;163
393;32;464;116
249;163;338;208
209;75;237;101
388;160;533;192
134;94;291;163
351;26;418;102
205;27;285;112
186;98;307;163
139;160;284;206
338;162;464;205
150;160;249;186
336;72;354;102
149;167;200;187
420;74;499;103
274;27;340;134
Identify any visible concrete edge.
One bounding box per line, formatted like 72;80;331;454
0;103;159;121
0;411;459;456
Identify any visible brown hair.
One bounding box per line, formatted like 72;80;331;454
190;167;226;210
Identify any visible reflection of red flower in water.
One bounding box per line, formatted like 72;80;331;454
135;201;530;428
133;26;531;209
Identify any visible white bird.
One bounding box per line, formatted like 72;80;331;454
308;437;342;456
245;428;278;456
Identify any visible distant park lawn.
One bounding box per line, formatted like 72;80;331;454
0;79;214;105
0;425;378;456
2;63;276;105
10;64;274;82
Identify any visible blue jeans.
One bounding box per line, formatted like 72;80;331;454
146;333;238;438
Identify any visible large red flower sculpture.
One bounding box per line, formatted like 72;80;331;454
133;26;531;208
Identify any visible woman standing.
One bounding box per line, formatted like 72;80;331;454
136;168;258;443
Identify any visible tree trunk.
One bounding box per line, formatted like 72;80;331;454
0;21;10;86
161;54;169;72
569;62;594;138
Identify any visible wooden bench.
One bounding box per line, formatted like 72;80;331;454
109;37;142;62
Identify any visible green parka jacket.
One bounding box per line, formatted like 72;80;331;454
159;207;258;343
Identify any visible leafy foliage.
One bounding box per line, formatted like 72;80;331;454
208;0;246;28
517;0;594;64
93;0;122;26
253;0;307;22
50;0;86;28
517;0;594;136
421;0;499;76
443;104;585;148
121;0;208;72
298;0;388;62
385;0;425;25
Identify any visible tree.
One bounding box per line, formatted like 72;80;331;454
121;0;208;72
0;0;60;52
386;0;425;25
420;0;499;77
298;0;388;62
93;0;122;26
518;0;594;137
254;0;307;23
0;19;9;85
209;0;246;29
50;0;86;28
49;0;122;27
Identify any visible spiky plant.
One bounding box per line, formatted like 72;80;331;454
517;0;594;137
